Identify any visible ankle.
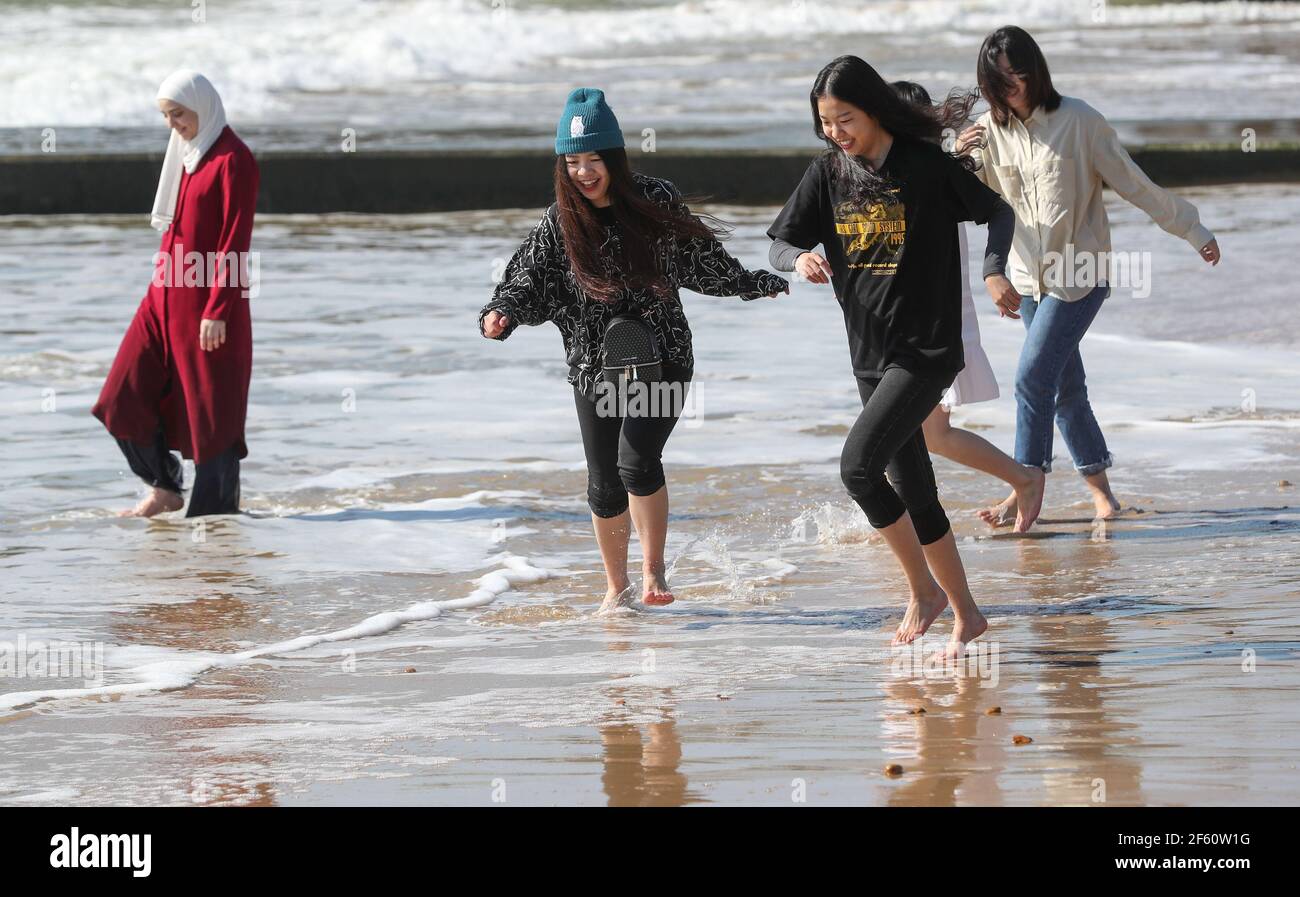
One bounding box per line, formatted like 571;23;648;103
945;587;978;613
908;580;942;600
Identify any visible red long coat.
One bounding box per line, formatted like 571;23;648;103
93;126;259;464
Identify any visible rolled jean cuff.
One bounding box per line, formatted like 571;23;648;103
1075;452;1114;477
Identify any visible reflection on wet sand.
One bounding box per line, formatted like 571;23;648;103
1015;535;1146;806
599;718;689;807
881;669;1007;806
108;517;280;806
597;636;695;807
879;530;1146;806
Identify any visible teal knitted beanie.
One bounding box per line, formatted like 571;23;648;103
554;87;625;155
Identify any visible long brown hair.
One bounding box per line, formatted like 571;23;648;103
553;147;720;303
977;26;1062;127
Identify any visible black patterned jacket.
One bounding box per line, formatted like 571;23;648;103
478;174;788;400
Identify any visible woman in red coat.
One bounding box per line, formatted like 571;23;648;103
93;70;259;517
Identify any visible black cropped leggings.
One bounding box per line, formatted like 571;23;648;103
573;363;692;518
840;366;953;545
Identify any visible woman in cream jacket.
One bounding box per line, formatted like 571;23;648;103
961;26;1220;531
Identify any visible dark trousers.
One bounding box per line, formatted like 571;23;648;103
840;366;953;545
573;363;693;518
116;425;241;517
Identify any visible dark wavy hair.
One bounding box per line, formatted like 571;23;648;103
552;147;721;303
810;56;980;206
890;80;932;108
977;26;1062;127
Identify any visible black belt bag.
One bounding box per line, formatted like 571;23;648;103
601;315;663;384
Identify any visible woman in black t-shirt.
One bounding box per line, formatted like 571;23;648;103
767;55;1014;654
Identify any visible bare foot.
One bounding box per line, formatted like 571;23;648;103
976;489;1017;529
892;584;948;646
117;487;183;518
1083;469;1122;522
1014;466;1046;533
642;566;675;606
944;611;989;657
597;581;636;614
1093;492;1122;520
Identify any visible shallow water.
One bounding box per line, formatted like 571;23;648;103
1;185;1298;805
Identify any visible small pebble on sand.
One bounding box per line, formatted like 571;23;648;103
884;764;904;777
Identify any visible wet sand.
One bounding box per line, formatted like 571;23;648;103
3;458;1297;806
1;189;1298;805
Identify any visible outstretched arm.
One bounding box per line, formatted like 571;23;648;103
661;189;785;298
1089;114;1217;261
479;209;568;340
675;225;788;299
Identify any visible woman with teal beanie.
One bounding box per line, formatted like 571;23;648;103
479;87;788;611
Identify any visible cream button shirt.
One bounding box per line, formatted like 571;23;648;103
972;96;1214;302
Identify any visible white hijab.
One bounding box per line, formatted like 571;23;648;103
150;70;228;231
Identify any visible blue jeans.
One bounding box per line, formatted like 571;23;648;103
1014;284;1113;476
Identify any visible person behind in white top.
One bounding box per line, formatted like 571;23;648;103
890;80;1047;536
958;26;1221;531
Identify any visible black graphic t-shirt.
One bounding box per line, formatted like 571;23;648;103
767;136;1004;381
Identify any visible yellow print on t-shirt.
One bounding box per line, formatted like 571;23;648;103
835;191;905;275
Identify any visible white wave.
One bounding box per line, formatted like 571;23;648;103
0;555;551;713
4;0;1299;126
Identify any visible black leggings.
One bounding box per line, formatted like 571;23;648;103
116;424;241;517
840;366;953;545
574;363;692;518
